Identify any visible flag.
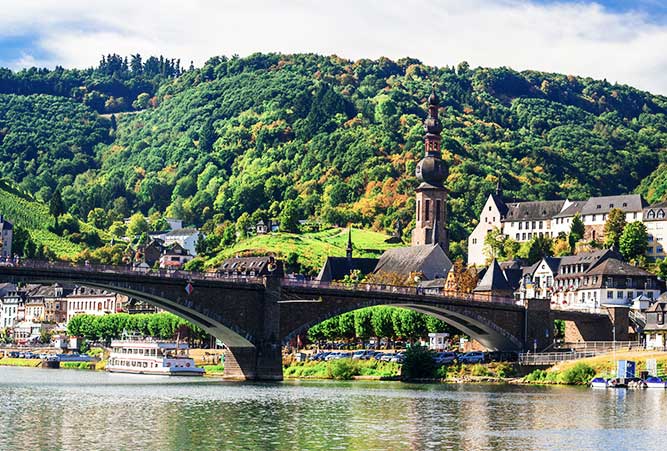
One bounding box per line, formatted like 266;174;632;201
185;282;194;295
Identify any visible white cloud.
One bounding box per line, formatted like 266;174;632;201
1;0;667;94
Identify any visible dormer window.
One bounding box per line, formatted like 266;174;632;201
597;205;601;209
648;210;656;219
658;210;665;219
623;202;627;207
609;204;614;208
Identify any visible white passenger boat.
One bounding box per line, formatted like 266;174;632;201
106;337;204;376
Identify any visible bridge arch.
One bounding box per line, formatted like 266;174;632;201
281;300;523;351
15;277;256;349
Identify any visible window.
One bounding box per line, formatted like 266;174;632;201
489;206;492;211
539;221;543;229
425;200;430;221
609;204;614;208
633;213;637;219
607;292;613;299
436;200;441;223
659;210;666;219
522;233;526;240
627;291;633;299
617;291;624;299
597;205;601;209
417;201;421;221
592;215;596;222
518;222;522;230
648;247;654;254
528;233;533;240
515;233;520;240
532;221;536;229
648;210;656;219
659;246;664;254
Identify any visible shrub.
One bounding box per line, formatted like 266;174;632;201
494;363;515;378
471;364;489;377
559;362;596;385
401;345;436;380
326;359;359;380
524;369;548;383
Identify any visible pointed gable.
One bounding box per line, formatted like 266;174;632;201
474;259;513;293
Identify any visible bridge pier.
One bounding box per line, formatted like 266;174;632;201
223;276;283;381
524;299;552;352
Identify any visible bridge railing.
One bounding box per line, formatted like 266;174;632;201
8;259;523;306
561;341;642;353
518;351;598;365
282;278;523;306
7;259;266;285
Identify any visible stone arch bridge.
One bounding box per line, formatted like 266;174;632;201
0;262;623;380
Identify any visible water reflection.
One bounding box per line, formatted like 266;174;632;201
1;367;667;451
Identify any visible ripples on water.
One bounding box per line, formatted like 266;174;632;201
0;367;666;451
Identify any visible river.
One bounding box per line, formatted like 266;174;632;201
0;366;665;451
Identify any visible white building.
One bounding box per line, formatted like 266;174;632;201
644;201;667;260
162;228;200;256
66;287;120;322
1;287;30;328
467;189;507;267
0;215;13;259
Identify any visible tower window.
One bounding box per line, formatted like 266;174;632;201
436;200;441;225
425;200;430;221
417;201;421;221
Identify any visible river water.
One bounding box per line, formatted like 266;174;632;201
0;367;665;451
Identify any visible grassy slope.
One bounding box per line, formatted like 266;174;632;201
0;179;85;258
204;227;400;273
552;350;667;378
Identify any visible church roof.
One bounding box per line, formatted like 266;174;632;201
473;259;513;292
373;244;452;278
490;193;509;217
317;257;379;282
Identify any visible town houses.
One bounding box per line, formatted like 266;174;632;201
0;282;127;344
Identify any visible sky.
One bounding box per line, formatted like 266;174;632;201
1;0;667;94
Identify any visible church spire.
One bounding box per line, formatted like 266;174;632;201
495;174;502;197
346;227;353;262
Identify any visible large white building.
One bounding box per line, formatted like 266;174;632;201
468;190;649;267
66;287;122;322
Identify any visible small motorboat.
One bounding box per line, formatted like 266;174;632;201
644;376;667;389
590;377;608;389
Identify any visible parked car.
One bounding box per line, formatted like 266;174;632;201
390;353;404;363
380;353;395;362
458;351;485;364
352;350;376;360
434;352;458;366
372;352;385;360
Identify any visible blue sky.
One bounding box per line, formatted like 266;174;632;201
1;0;667;94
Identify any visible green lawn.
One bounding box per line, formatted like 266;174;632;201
204;227;400;273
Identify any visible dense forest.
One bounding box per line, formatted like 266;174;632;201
2;52;667;262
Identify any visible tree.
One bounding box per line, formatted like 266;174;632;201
235;212;253;239
132;92;151;110
126;213;149;238
553;237;571;256
49;188;65;227
354;308;373;340
518;235;553;265
199;119;216;152
570;213;585;243
603;208;626;249
483;227;506;260
371;307;395;342
657;258;667;280
87;208;111;229
619;221;648;261
278;200;300;233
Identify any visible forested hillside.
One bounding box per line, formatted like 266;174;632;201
2;53;667;261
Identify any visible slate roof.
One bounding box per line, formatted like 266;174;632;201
473;259;513;292
580;194;646;215
585;258;655;277
317;257;379;282
502;200;566;222
554;249;620;279
0;215;12;231
553;201;584;218
373;244;452;277
644;201;667;218
490;193;509;217
219;256;284;277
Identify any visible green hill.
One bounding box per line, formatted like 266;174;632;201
201;227;399;273
0;179;98;259
1;53;667;261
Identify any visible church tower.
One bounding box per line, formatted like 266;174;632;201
411;89;448;252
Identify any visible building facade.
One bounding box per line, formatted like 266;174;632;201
66;287;120;322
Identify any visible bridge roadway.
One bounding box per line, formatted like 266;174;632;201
0;261;622;380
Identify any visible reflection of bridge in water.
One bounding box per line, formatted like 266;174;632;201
0;261;627;380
